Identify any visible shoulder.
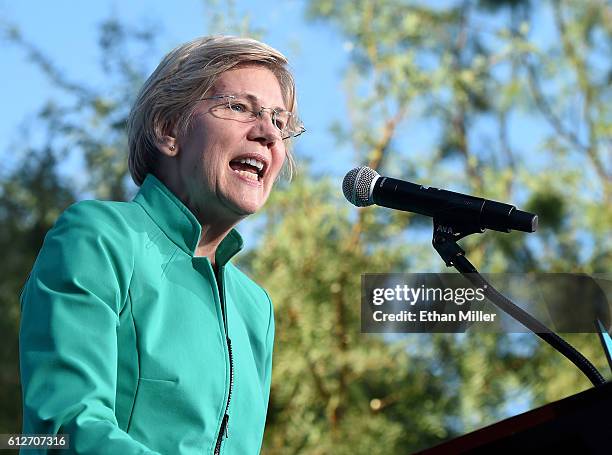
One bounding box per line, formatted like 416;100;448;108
25;200;143;313
38;199;145;270
56;199;142;231
48;199;149;245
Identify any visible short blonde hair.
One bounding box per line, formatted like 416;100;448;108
127;35;298;186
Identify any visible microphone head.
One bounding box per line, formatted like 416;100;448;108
342;166;380;207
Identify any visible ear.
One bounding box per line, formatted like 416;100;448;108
156;135;179;157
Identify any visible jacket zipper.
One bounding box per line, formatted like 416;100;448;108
214;265;233;455
214;337;233;454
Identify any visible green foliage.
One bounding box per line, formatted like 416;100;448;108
204;0;266;38
1;13;156;433
308;0;610;277
3;17;158;200
0;148;76;432
526;191;566;232
295;0;610;451
248;177;543;452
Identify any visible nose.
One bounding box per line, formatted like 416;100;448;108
247;109;282;146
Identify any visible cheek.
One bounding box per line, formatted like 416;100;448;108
195;137;225;177
272;147;287;173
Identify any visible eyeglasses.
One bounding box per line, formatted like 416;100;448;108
201;94;306;140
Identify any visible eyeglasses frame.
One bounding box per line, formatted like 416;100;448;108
200;94;306;140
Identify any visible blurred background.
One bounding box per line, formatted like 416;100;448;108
1;0;610;453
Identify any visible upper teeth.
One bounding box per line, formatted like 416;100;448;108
238;158;264;171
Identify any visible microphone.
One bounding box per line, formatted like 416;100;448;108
343;166;537;233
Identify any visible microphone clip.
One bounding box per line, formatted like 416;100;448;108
432;218;483;271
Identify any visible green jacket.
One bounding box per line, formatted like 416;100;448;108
20;174;274;454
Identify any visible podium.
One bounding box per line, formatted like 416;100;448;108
416;381;612;454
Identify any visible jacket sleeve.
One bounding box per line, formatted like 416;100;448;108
19;201;160;455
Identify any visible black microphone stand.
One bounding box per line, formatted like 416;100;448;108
431;218;606;387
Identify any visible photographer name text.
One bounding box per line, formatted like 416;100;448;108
372;309;496;322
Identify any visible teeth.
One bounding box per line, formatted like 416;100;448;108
234;169;260;181
238;157;264;171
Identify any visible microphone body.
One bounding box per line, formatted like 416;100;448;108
343;167;537;233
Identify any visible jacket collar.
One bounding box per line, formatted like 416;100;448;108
133;174;243;265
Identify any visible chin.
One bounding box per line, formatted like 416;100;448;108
227;199;264;218
240;203;264;216
234;193;269;216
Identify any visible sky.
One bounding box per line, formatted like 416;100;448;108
1;0;567;185
0;0;355;178
0;0;373;250
2;0;578;185
0;0;603;244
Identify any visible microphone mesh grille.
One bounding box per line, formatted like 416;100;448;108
342;166;379;207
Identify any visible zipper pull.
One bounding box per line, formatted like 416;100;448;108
224;414;230;438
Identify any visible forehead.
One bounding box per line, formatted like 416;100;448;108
212;66;286;109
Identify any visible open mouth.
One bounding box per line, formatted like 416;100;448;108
229;156;266;182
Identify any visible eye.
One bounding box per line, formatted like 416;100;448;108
273;111;288;130
228;102;248;113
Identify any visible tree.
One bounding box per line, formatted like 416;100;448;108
2;1;609;452
0;16;159;433
252;0;611;452
0;146;76;432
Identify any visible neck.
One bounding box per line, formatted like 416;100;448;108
154;169;242;265
194;221;236;265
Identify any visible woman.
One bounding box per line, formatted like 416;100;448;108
19;35;305;455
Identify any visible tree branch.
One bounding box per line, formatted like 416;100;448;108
551;1;610;188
